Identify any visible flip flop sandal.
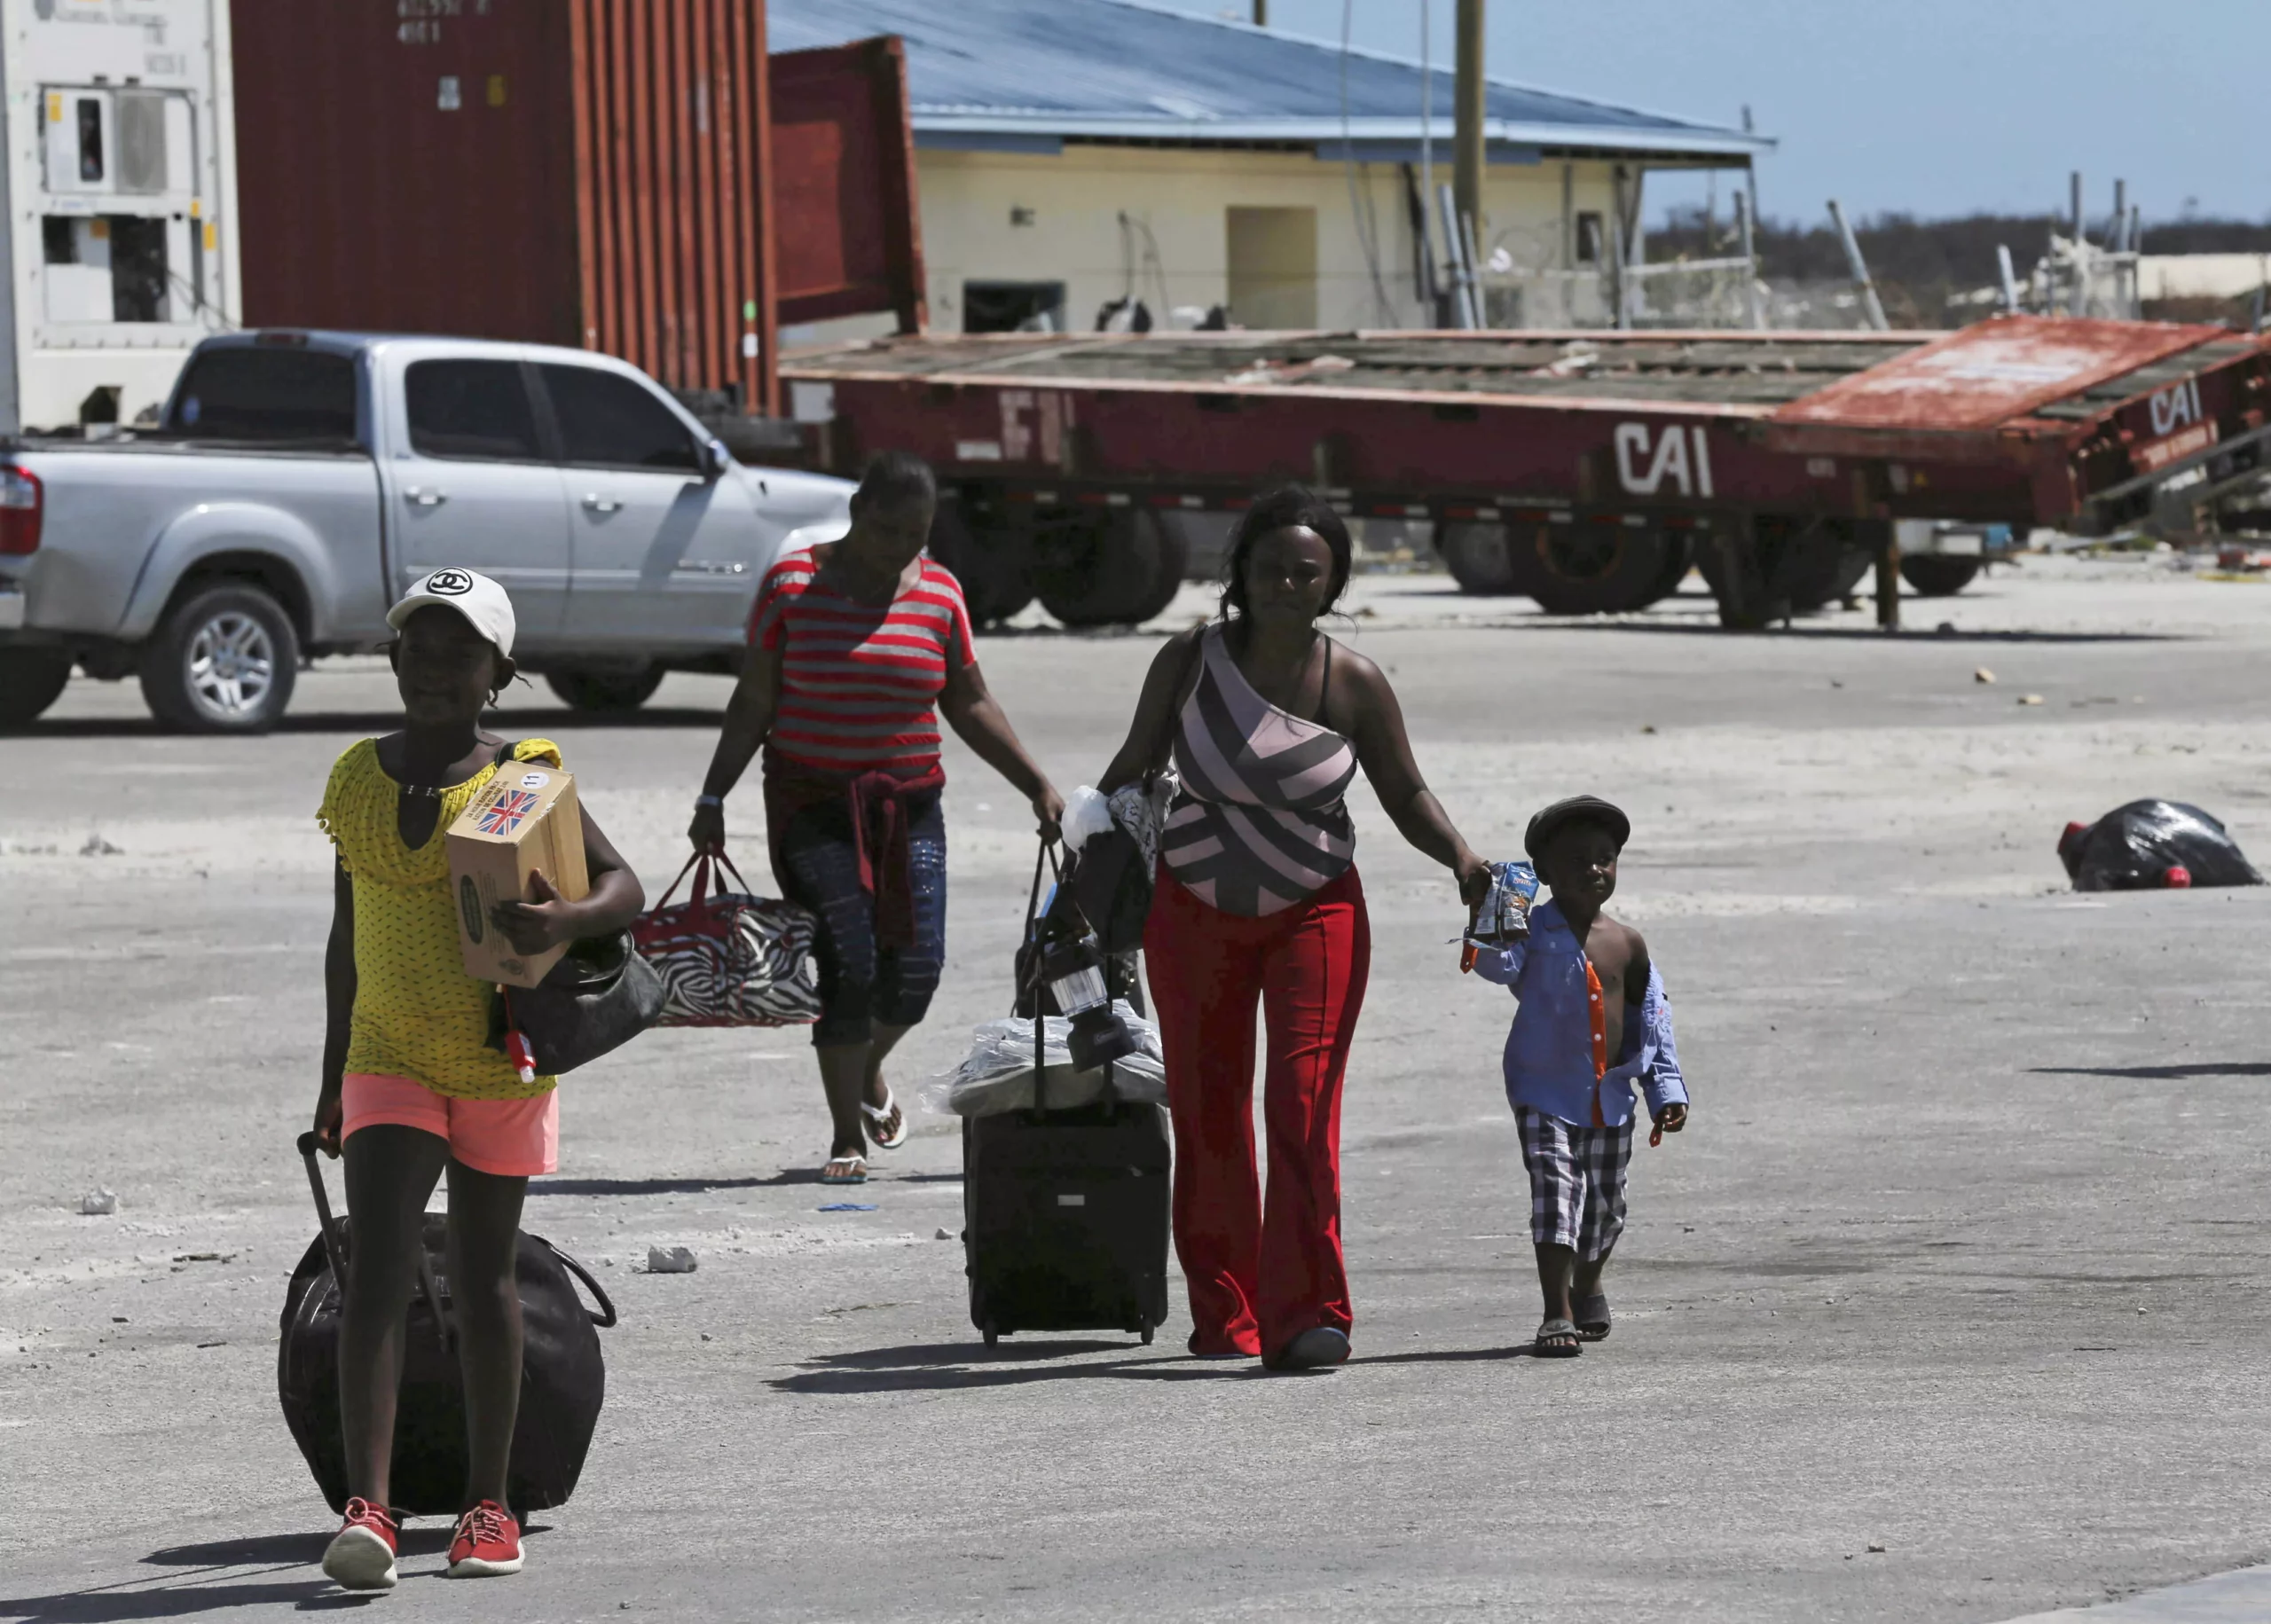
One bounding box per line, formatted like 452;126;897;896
860;1091;909;1152
1533;1317;1583;1358
820;1152;868;1185
1574;1292;1611;1341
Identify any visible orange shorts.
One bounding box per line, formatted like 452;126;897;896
341;1072;558;1178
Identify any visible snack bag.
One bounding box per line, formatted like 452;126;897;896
1460;860;1539;970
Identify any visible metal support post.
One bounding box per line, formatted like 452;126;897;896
1996;244;2021;314
1453;0;1485;246
1734;188;1764;329
1437;183;1480;329
1827;200;1889;331
1875;528;1901;632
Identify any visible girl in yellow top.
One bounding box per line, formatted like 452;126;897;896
310;569;644;1591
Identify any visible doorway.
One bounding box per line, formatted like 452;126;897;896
1225;206;1317;328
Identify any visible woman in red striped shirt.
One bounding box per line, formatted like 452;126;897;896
692;453;1064;1182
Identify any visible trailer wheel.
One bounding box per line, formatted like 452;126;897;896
1629;535;1697;609
138;584;300;733
929;501;1034;624
1530;527;1681;616
547;666;664;712
0;647;75;729
1899;555;1983;597
1035;510;1188;628
1440;521;1528;594
1785;541;1874;610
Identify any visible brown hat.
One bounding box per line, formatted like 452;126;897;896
1524;796;1631;859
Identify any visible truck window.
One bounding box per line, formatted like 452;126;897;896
166;348;358;442
406;360;541;461
537;365;699;472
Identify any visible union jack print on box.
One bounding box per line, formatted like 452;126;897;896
477;789;540;835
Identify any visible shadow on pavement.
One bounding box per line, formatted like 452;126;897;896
2029;1062;2271;1079
528;1170;962;1196
0;1579;358;1620
1351;1344;1537;1366
770;1338;1250;1393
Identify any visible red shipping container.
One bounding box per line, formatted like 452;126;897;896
770;35;925;333
234;0;780;412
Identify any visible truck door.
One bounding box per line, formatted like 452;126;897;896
392;359;572;637
536;363;765;651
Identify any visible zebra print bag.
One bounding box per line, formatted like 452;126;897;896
633;851;822;1028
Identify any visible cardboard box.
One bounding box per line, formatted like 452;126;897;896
446;763;590;988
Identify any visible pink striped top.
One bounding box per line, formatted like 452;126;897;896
750;552;976;773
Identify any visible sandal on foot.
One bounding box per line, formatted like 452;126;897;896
1574;1292;1611;1341
1533;1317;1583;1358
860;1090;909;1151
820;1150;868;1185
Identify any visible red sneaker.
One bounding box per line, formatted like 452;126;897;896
446;1499;524;1578
321;1497;398;1590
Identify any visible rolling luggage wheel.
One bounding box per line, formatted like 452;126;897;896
983;1319;1001;1348
1140;1326;1153;1346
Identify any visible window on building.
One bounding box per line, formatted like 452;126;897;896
963;281;1066;333
1575;212;1605;266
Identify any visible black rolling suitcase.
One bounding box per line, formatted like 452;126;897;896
963;841;1171;1347
277;1131;617;1516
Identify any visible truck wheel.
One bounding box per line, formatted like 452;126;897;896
1036;510;1189;628
1899;555;1983;597
1439;521;1528;594
1784;541;1874;610
1629;535;1697;610
1530;527;1680;616
1695;530;1784;630
546;667;664;712
0;647;75;728
929;502;1034;624
138;584;300;733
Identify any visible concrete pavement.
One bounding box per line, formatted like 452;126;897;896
4;558;2271;1620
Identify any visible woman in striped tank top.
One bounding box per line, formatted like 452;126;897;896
692;453;1064;1183
1099;486;1489;1369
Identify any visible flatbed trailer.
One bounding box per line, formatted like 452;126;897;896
780;317;2271;629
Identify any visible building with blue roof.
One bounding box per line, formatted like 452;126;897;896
769;0;1771;333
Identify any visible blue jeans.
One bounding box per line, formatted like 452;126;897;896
776;791;947;1047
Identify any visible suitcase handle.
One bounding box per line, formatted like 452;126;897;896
297;1130;452;1351
1021;836;1062;1110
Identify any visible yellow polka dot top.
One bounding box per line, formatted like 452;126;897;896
317;738;565;1100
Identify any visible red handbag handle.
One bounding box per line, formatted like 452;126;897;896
656;846;758;912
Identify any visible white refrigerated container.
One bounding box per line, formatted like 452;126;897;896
0;0;238;433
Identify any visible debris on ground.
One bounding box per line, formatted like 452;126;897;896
2017;694;2044;705
2058;801;2265;891
1866;1542;1889;1554
78;1189;116;1215
645;1245;697;1274
935;1228;955;1241
1973;667;1995;684
79;834;122;857
817;1203;876;1212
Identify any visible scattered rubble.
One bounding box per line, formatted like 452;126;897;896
646;1245;696;1275
78;1189;116;1216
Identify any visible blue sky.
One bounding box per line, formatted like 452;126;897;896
1149;1;2266;229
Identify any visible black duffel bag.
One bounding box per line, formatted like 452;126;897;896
278;1132;615;1517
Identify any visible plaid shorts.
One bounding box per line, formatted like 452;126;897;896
1514;1105;1632;1259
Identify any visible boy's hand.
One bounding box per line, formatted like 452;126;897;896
492;869;583;954
312;1087;343;1158
1654;1102;1688;1134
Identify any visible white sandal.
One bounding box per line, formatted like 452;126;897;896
820;1150;868;1185
860;1090;909;1151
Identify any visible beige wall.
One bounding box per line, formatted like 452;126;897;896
782;143;1631;346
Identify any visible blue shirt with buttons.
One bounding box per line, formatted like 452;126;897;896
1471;899;1688;1128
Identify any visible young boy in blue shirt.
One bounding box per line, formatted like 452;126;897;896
1470;796;1688;1358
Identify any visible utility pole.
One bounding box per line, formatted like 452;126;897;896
1454;0;1485;252
1251;1;1266;24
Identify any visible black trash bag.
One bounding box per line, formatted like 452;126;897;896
2056;800;2265;891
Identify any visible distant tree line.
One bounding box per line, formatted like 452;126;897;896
1649;208;2271;326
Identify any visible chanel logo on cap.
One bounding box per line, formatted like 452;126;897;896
425;569;474;595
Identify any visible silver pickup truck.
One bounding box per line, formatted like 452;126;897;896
0;331;853;730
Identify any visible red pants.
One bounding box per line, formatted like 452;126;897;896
1143;866;1371;1359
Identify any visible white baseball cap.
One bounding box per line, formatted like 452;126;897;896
387;567;516;656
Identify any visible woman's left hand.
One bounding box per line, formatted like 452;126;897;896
1031;782;1067;841
492;869;583;954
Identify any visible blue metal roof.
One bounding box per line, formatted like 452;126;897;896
767;0;1767;161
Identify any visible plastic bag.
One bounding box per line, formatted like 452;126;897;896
922;1001;1167;1118
2057;800;2264;891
